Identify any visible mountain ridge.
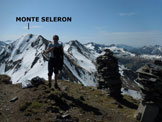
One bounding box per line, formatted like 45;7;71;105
0;34;162;89
0;34;97;86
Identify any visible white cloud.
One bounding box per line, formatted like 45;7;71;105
119;12;136;16
23;25;42;29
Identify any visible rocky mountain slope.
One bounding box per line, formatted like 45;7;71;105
0;41;7;47
84;42;162;71
0;34;97;86
1;34;161;86
0;75;139;122
131;45;162;55
84;42;162;59
0;41;7;52
84;42;136;57
0;34;161;99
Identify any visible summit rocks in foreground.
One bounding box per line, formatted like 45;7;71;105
136;60;162;122
0;75;139;122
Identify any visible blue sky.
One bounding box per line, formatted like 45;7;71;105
0;0;162;47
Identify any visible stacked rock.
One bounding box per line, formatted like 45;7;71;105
136;60;162;122
96;49;122;98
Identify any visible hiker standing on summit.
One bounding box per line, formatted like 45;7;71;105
44;35;64;88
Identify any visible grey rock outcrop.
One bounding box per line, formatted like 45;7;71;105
136;60;162;122
96;49;122;98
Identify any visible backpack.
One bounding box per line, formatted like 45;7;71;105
53;44;64;69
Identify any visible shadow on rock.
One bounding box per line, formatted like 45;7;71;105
61;92;102;115
114;96;138;109
47;93;70;111
47;91;102;115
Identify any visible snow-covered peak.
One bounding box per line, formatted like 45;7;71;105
84;42;136;57
65;40;90;52
63;40;97;86
131;45;162;55
0;35;97;86
0;34;50;83
4;40;14;44
0;41;7;54
108;45;136;57
8;34;40;61
65;40;96;69
0;41;7;47
65;40;96;61
85;42;107;48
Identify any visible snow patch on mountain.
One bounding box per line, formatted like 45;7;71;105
84;42;136;57
0;41;7;53
0;34;48;83
140;54;162;59
65;41;96;72
108;46;136;57
1;34;161;90
131;45;162;56
64;40;97;86
119;64;128;76
4;40;14;44
0;35;97;86
121;88;141;100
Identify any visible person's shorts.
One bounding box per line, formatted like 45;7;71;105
48;58;60;76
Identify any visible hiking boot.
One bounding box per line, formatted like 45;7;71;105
54;83;60;90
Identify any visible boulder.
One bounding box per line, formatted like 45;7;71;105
136;60;162;122
22;76;45;88
0;74;11;84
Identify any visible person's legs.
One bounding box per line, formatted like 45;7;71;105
48;58;53;88
54;73;58;87
48;75;52;88
54;68;59;89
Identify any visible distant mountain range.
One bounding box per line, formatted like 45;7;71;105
0;41;7;52
84;42;162;58
84;42;136;57
130;45;162;55
0;34;162;88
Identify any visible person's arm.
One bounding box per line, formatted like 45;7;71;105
44;43;55;54
44;47;54;54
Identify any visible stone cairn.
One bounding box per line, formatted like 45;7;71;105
136;60;162;122
96;49;122;98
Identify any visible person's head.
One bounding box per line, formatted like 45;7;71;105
53;35;59;43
